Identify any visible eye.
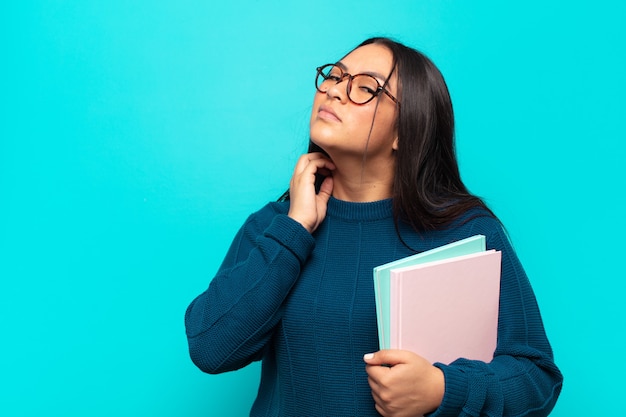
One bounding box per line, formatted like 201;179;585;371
359;86;377;94
353;75;380;95
324;66;344;82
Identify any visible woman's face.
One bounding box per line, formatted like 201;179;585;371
309;43;399;161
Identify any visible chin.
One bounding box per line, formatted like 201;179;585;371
310;126;340;150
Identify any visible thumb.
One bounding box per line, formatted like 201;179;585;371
317;175;333;200
363;350;411;367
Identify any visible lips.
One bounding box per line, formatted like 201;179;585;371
318;105;341;122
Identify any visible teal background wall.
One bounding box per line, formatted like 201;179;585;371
2;1;624;415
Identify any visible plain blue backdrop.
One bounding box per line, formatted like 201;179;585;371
2;1;625;415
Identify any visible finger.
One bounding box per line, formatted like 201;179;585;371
318;176;334;199
369;386;391;417
293;152;328;172
295;153;335;173
305;154;335;171
307;151;332;161
374;403;387;417
363;350;415;367
292;156;308;175
294;160;336;186
366;369;386;388
365;363;391;385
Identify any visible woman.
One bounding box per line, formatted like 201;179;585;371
185;37;563;416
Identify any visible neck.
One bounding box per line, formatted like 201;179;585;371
329;157;395;202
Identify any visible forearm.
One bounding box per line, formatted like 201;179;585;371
428;227;563;416
431;352;562;417
185;213;314;373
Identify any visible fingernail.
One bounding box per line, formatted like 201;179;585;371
363;353;374;360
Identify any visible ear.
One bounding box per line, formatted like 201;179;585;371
392;137;399;151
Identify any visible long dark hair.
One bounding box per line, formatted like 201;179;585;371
280;37;495;233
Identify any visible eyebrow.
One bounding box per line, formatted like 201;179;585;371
335;61;389;84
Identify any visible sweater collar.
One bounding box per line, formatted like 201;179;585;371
326;197;394;221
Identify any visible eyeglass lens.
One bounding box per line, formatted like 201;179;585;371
316;65;381;104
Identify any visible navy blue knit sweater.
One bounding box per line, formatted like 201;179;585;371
185;198;562;416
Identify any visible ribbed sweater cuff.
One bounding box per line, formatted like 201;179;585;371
264;214;315;264
428;364;468;417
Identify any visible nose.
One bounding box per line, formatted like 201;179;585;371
325;75;350;103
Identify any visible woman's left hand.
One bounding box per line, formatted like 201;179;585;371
364;350;445;417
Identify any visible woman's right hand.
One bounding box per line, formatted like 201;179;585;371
287;152;335;233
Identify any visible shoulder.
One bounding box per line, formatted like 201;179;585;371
246;201;289;223
258;200;290;217
451;207;501;234
241;201;290;231
240;200;313;263
451;208;512;252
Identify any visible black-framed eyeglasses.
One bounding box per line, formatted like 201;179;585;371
315;63;399;106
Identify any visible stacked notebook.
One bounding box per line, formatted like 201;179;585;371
373;235;501;365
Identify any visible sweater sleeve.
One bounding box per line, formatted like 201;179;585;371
429;221;563;417
184;203;314;374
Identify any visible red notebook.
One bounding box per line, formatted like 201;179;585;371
389;250;501;365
